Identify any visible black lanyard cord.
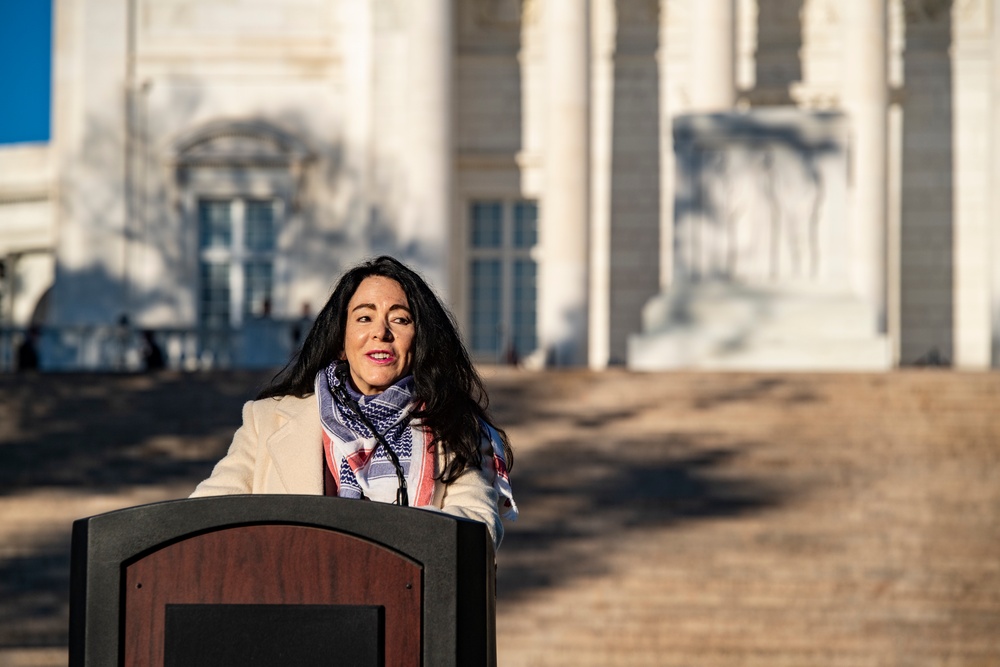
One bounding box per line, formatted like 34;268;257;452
331;373;410;507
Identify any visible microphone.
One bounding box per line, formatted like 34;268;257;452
332;364;409;506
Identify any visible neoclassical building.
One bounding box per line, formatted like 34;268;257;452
0;0;998;371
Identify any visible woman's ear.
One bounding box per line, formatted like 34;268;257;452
338;350;346;361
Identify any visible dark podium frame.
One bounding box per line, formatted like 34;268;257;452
69;495;496;666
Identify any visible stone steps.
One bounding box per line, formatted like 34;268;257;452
1;369;999;666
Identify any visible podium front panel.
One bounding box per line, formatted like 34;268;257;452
69;495;496;666
124;525;419;666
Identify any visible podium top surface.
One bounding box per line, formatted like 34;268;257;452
74;494;485;563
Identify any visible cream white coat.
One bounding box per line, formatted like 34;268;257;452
191;394;505;549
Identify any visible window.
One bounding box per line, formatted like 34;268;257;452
198;198;278;328
467;200;538;360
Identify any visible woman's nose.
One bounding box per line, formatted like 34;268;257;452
374;323;394;341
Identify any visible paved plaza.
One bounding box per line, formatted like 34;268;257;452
1;368;998;666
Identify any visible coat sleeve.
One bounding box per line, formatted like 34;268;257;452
189;400;259;497
432;437;505;551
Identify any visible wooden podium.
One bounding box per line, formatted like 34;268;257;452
69;495;496;666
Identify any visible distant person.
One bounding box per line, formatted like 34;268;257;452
115;313;132;371
290;301;313;350
191;256;517;550
15;326;40;372
504;341;520;367
141;329;165;372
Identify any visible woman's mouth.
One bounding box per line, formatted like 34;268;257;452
366;351;396;364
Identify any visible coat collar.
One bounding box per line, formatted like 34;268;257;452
265;394;324;494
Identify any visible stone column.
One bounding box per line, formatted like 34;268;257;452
342;0;373;231
588;0;615;369
993;0;1000;365
845;0;888;330
658;0;674;288
540;0;590;366
403;0;453;299
690;0;735;111
952;5;991;369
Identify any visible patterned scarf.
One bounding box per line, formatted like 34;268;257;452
483;422;519;521
316;363;436;505
316;361;518;520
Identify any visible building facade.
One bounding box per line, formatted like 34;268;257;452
0;0;998;371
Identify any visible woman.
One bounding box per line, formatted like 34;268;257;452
191;256;516;550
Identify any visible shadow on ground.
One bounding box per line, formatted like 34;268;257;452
0;370;792;650
483;371;792;601
0;371;272;494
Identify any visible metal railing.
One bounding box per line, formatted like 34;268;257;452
0;319;303;373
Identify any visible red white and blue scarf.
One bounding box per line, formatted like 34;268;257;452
316;364;437;506
316;363;518;520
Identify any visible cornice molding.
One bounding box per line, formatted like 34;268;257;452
169;119;313;167
0;190;50;205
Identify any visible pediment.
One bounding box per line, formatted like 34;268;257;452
172;120;312;168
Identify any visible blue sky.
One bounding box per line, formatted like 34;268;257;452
0;1;53;144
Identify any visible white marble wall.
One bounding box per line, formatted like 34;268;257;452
0;145;54;257
9;0;1000;368
46;0;345;331
49;0;130;327
646;0;998;369
672;110;849;287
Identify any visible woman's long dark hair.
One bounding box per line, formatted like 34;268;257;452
258;255;512;481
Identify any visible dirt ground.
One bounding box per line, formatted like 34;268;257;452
1;368;998;666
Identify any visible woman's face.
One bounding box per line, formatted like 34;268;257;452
341;275;416;395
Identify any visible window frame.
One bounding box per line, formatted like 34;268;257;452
464;198;539;363
196;196;284;329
